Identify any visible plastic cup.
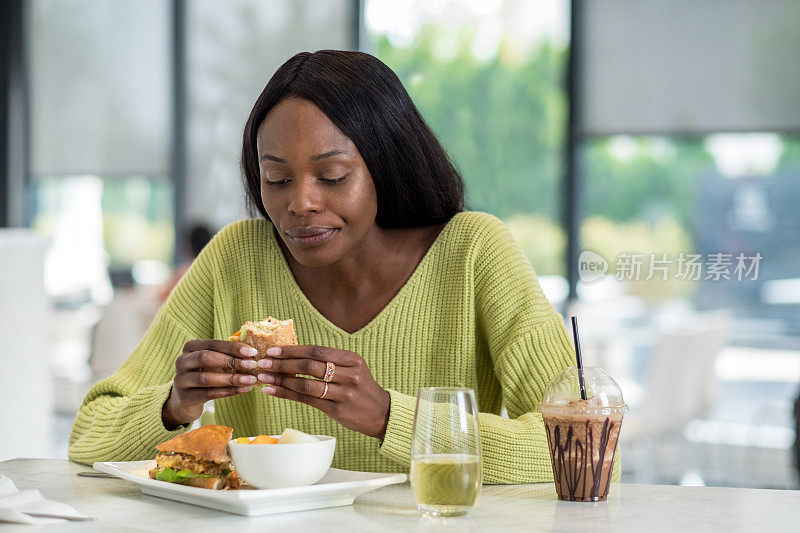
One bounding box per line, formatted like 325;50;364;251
538;366;627;502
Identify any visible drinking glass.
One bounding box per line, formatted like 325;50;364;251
410;387;482;516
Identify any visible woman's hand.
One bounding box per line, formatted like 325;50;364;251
162;339;260;429
256;345;391;440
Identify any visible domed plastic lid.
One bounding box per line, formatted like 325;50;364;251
538;366;627;416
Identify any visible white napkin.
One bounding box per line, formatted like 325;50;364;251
0;474;93;524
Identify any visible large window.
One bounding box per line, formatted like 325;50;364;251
28;0;173;300
577;133;800;488
571;0;800;489
366;0;570;288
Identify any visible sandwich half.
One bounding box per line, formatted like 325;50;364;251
229;317;298;367
149;425;242;490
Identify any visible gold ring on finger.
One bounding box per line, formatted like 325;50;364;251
320;382;329;399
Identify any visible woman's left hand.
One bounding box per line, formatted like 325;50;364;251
256;345;390;440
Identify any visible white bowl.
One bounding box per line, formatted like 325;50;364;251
228;435;336;489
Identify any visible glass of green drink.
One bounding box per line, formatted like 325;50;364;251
410;387;482;517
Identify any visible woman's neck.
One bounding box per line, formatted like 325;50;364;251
278;222;447;333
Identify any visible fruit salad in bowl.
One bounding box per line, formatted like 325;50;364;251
229;428;336;489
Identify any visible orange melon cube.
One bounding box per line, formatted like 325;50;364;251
250;435;279;445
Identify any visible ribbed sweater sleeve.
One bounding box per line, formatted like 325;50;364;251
379;214;576;483
68;235;219;465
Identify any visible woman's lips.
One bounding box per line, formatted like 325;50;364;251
285;227;338;246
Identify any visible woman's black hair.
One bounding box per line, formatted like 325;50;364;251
241;50;464;228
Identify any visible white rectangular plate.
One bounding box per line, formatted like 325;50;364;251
93;460;406;516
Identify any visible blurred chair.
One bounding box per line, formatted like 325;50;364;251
0;230;53;460
621;310;730;482
89;287;160;380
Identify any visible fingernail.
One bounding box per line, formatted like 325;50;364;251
266;347;280;356
241;346;258;357
238;386;253;393
240;375;256;384
262;386;276;395
257;358;272;369
241;360;257;369
257;373;274;384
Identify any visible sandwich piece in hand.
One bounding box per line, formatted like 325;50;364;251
228;317;297;369
149;425;243;490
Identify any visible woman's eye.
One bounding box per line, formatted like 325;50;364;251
320;174;349;184
264;178;290;186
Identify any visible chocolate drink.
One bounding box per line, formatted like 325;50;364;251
542;402;623;502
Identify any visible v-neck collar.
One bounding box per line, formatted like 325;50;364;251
268;214;462;337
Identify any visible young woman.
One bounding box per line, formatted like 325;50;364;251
69;50;576;483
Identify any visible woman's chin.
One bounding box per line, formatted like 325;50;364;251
278;229;344;267
286;244;341;268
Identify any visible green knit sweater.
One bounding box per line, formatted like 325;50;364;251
69;211;579;483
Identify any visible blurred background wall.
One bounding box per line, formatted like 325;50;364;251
1;0;799;490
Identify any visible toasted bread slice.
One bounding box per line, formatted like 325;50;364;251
155;425;232;464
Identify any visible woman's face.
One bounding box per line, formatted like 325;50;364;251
256;97;378;268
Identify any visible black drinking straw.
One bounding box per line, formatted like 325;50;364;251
571;316;588;401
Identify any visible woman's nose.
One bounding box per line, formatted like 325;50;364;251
287;178;322;215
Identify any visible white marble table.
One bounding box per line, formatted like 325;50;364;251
2;458;799;532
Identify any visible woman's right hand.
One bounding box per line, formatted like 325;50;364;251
162;339;259;429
